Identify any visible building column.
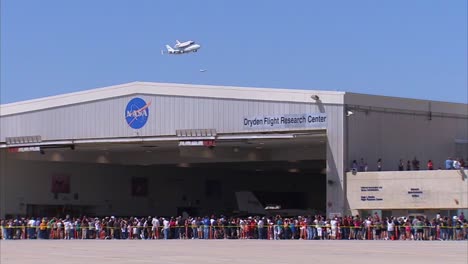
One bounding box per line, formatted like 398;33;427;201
325;106;346;218
0;149;7;218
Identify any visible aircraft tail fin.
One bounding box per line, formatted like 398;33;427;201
176;40;181;44
165;45;175;52
235;191;266;215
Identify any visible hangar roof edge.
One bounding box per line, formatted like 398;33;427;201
0;82;345;116
345;92;468;116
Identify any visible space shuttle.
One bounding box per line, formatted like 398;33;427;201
174;40;195;49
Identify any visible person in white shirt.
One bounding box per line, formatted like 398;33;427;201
239;219;246;239
27;218;36;239
257;219;265;239
191;218;198;239
330;218;338;240
94;220;101;240
64;220;71;239
364;217;372;240
152;217;160;239
387;218;395;240
162;218;170;240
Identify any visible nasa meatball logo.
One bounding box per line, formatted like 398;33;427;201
125;97;151;129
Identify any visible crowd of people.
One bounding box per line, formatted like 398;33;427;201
1;212;467;241
351;157;465;172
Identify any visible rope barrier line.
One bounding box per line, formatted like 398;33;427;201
2;224;466;229
2;225;467;240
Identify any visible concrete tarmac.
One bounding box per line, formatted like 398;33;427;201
1;240;467;264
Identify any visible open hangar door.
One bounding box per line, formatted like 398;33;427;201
2;133;327;218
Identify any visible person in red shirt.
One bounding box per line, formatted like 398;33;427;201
427;160;434;170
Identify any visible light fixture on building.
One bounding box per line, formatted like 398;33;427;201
346;110;354;117
311;95;320;101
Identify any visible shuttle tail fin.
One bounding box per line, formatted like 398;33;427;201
176;40;181;44
235;191;266;215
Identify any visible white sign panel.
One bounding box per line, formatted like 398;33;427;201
347;171;468;210
243;113;327;130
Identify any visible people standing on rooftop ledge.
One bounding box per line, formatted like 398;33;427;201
412;157;420;170
445;157;465;170
427;160;434;170
349;157;465;172
398;160;404;171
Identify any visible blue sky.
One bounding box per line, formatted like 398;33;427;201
1;0;467;104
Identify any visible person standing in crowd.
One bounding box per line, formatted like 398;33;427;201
28;217;36;239
386;217;395;240
162;218;169;240
412;157;420;170
406;160;412;171
398;159;404;171
427;160;434;170
39;219;48;239
359;158;366;172
377;158;382;171
445;157;453;169
151;217;159;239
203;216;210;239
453;158;461;169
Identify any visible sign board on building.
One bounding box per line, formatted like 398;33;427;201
179;140;216;147
8;146;41;153
347;171;468;210
243;113;327;130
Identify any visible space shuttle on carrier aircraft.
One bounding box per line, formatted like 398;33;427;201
161;40;201;55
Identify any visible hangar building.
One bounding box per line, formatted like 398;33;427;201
0;82;467;218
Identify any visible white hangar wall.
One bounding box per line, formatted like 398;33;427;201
0;94;343;141
345;93;468;172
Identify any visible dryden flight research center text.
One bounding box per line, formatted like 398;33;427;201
243;113;327;129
